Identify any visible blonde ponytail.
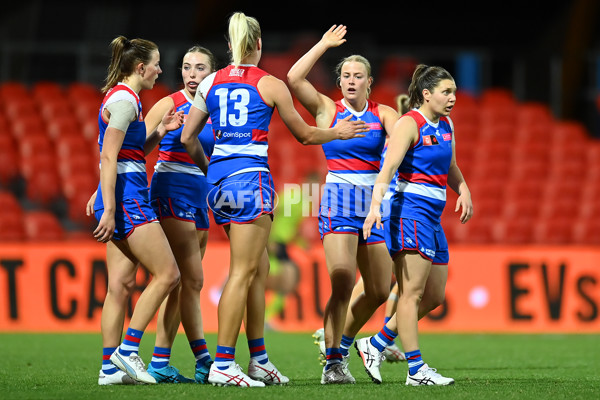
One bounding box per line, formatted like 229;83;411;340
227;12;261;66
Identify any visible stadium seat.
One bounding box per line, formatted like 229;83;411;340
54;135;91;158
572;218;600;245
73;97;99;123
39;97;72;122
516;102;554;126
452;215;495;244
550;121;589;144
46;115;81;141
494;219;535;245
66;82;101;102
61;170;97;201
0;210;26;241
533;217;573;244
0;81;29;100
10;116;46;140
32;81;64;102
18;133;54;161
58;151;99;183
480;88;515;106
23;210;65;241
66;190;97;229
0;144;20;187
3;97;37;121
139;82;171;111
0;190;23;216
25;168;63;206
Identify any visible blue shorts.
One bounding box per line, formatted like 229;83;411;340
95;198;158;241
318;207;386;245
386;217;449;264
207;171;275;225
151;197;209;230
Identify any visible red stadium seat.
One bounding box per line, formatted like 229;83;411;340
10;116;46;140
32;81;64;102
516;102;554;126
25;168;63;206
0;81;29;100
46;115;81;141
139;83;171;111
66;190;97;229
18;133;54;161
0;147;20;187
572;218;600;245
24;210;65;241
0;190;23;216
533;217;573;244
0;210;26;241
39;97;72;122
54;135;91;158
3;97;37;121
66;82;101;103
494;219;535;245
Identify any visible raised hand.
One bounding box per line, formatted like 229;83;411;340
321;24;348;48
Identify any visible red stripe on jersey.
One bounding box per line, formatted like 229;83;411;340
398;172;448;187
327;158;380;171
252;129;268;142
118;148;145;161
158;150;194;164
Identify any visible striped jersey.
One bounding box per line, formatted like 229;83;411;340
391;109;454;226
94;83;148;210
200;64;273;184
150;89;214;208
320;99;386;216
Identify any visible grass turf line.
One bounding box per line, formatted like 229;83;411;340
0;332;598;399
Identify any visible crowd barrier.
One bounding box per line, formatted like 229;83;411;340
0;241;598;333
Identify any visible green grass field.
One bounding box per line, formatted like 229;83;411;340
1;332;598;399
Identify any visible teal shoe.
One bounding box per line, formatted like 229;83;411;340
147;364;195;384
195;360;213;384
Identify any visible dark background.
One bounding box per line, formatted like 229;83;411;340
1;0;599;130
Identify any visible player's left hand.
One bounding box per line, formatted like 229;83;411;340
455;193;473;224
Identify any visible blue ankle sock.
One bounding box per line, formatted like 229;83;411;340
190;339;212;368
340;335;354;357
405;349;424;375
119;327;143;356
248;338;269;364
150;346;170;369
214;345;235;370
102;347;118;374
370;325;397;352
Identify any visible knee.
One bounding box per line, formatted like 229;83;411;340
181;271;204;293
330;271;355;301
422;290;445;313
372;286;390;306
158;262;181;292
107;276;136;301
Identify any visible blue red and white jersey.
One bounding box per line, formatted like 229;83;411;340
320;99;386;217
94;83;148;210
391;109;454;226
322;99;386;187
200;64;273;185
150;89;214;208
